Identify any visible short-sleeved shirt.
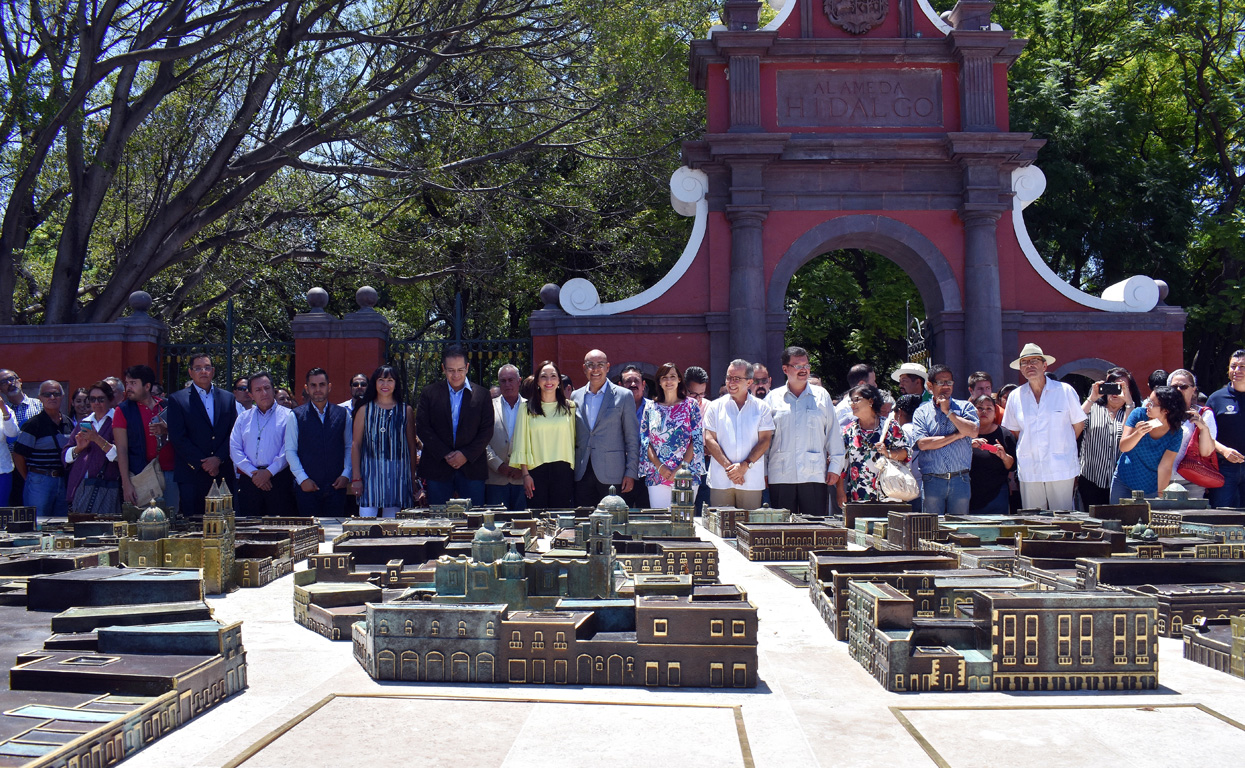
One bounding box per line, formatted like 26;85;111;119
1207;386;1245;452
911;399;978;475
112;399;175;471
13;411;73;472
1116;408;1183;494
1000;379;1086;483
702;395;774;491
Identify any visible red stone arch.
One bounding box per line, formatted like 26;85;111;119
764;214;965;375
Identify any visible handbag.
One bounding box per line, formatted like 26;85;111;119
875;414;920;502
131;456;166;505
1178;422;1224;489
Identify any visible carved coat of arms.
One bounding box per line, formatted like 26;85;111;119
823;0;888;34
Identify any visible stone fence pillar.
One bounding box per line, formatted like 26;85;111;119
0;291;166;394
291;287;390;393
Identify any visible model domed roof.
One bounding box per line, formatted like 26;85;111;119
597;486;627;515
138;505;167;524
473;524;504;542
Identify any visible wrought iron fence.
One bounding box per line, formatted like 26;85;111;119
386;338;532;397
159;342;296;393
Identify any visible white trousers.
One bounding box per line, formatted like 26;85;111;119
646;483;698;510
1019;479;1075;512
359;506;399;518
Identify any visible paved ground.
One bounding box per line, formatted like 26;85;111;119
58;521;1245;767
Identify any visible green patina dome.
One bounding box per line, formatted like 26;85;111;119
597;486;627;515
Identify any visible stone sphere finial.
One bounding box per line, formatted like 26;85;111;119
539;283;561;309
306;287;329;312
128;291;153;314
356;286;379;310
1155;280;1170;303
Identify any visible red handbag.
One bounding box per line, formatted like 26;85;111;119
1178;422;1224;488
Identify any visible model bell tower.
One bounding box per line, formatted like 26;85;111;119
671;463;695;522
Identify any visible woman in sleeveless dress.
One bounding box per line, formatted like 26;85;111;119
350;365;416;517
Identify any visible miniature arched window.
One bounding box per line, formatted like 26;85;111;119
458;620;467;637
379;620;389;635
404;620;414;635
431;621;440;636
486;621;495;637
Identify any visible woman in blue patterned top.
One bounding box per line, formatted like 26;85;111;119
640;363;704;509
1110;386;1187;502
350;365;416;517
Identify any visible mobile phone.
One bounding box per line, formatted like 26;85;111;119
1100;382;1121;396
80;420;94;433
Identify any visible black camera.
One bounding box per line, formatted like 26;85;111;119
1100;382;1121;396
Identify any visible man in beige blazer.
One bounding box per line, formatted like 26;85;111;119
484;364;526;510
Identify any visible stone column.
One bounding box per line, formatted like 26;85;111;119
727;207;768;366
291;286;390;391
961;208;1005;381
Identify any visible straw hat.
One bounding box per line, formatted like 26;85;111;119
1009;342;1057;370
890;362;928;382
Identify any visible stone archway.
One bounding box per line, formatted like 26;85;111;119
765;214;965;378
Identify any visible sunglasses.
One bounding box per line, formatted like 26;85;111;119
39;391;63;398
87;395;109;403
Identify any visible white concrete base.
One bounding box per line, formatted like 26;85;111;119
119;522;1245;768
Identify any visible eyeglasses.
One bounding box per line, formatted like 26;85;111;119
584;362;609;370
1171;384;1191;391
190;366;214;373
933;379;955;388
726;376;751;384
850;397;868;404
785;364;811;371
39;391;63;398
0;377;15;386
87;396;108;403
233;385;249;392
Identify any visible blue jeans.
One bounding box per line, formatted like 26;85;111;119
24;471;68;518
972;484;1010;515
425;472;485;506
484;483;527;511
1109;474;1157;505
921;473;970;517
1209;460;1245;509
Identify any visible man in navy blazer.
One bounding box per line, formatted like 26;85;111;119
572;349;640;507
415;347;494;506
166;353;238;517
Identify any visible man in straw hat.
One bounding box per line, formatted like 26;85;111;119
1000;343;1086;511
891;362;929;402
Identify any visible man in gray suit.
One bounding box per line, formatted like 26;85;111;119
484;364;526;510
573;349;640;507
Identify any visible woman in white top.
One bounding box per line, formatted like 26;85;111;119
1168;368;1218;498
1000;343;1087;511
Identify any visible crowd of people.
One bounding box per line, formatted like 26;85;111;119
4;341;1245;519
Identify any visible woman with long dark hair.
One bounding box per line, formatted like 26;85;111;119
350;364;416;517
1077;366;1141;509
1110;385;1187;501
640;362;704;509
839;383;908;504
510;361;576;509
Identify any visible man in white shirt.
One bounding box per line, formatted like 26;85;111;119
1001;343;1087;511
765;346;844;516
485;364;526;510
704;359;774;510
230;371;295;516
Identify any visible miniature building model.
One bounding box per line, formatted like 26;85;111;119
735;522;848;561
847;586;1159;692
354;587;758;688
120;479;237;593
1182;616;1245;678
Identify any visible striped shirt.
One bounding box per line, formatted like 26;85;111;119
1078;402;1130;487
13;412;73;472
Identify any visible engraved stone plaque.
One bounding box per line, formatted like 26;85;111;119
824;0;888;34
776;69;943;128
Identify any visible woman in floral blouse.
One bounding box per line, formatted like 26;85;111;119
640;362;705;509
839;383;908;504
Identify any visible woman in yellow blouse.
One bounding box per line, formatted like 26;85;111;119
511;361;576;509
